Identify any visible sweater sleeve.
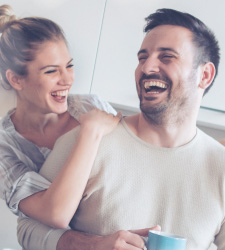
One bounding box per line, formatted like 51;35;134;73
0;138;51;216
17;216;68;250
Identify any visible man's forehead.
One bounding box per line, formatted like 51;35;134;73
139;25;194;54
146;24;192;36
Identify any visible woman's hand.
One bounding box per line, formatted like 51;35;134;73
79;109;122;137
219;139;225;146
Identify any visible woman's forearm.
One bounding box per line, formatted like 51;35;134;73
19;125;103;228
19;110;120;228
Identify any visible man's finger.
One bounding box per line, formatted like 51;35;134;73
124;231;146;249
129;225;161;237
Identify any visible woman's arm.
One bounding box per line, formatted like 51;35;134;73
19;109;121;228
0;134;51;216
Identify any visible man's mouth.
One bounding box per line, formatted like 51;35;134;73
143;81;168;93
51;89;69;100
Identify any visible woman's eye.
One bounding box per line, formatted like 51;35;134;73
44;70;57;74
67;64;74;69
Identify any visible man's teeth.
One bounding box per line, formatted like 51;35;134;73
51;90;68;97
144;81;167;89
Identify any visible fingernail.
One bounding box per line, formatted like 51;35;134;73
117;111;123;119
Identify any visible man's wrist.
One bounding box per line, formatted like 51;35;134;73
57;230;101;250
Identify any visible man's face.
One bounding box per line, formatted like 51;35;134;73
135;25;201;124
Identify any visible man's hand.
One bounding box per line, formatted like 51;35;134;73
57;226;161;250
94;225;161;250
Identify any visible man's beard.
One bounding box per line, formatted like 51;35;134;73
138;70;198;126
140;96;170;126
138;73;172;125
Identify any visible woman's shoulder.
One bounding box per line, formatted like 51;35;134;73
0;109;15;134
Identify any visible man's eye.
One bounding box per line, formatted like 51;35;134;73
138;57;147;62
160;55;175;64
45;70;57;74
163;55;174;58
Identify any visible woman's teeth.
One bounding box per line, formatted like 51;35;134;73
51;90;68;97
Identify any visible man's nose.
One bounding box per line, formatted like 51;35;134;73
141;57;160;75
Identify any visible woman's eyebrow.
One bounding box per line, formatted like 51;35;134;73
40;65;58;70
67;58;73;65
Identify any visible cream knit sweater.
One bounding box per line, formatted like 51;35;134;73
32;119;225;249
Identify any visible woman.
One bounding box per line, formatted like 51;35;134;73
0;5;121;228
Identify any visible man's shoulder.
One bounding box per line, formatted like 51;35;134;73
198;129;225;148
68;94;116;118
197;129;225;163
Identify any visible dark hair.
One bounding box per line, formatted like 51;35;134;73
0;5;67;88
144;8;220;95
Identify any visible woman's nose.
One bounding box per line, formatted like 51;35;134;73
58;70;74;86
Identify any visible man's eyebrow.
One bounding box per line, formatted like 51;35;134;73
40;58;73;70
137;49;147;56
137;48;179;56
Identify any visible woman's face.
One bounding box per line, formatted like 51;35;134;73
17;39;74;115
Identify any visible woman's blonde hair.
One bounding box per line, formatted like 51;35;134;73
0;5;17;33
0;5;67;87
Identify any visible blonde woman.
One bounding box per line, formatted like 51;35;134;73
0;4;121;230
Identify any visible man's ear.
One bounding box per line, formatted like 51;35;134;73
198;62;215;90
5;69;24;91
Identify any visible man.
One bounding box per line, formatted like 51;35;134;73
18;9;225;250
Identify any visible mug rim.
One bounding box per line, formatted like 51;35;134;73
149;230;186;240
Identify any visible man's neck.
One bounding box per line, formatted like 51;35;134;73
124;113;197;148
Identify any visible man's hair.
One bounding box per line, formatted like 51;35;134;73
144;8;220;94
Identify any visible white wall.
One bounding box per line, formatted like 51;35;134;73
90;0;225;131
1;0;225;123
0;0;106;116
0;0;223;249
91;0;225;112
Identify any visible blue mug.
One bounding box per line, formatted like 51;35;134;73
147;230;187;250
